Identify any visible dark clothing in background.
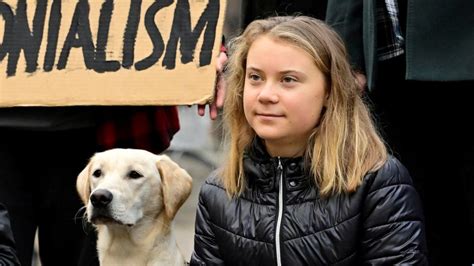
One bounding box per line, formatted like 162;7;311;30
0;128;97;265
0;107;97;130
96;106;179;152
326;0;474;90
0;204;20;266
326;0;474;264
191;139;427;265
372;58;474;266
243;0;327;26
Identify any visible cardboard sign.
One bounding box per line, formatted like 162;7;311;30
0;0;226;106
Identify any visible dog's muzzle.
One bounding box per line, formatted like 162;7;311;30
89;189;120;224
91;189;113;208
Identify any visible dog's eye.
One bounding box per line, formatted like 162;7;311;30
128;170;143;179
92;169;102;178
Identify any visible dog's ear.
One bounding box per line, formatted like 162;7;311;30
76;157;93;205
156;155;192;220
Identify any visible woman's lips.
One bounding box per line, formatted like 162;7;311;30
256;113;284;118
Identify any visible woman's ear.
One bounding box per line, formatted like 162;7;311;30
323;89;330;107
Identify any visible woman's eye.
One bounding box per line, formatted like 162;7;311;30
282;76;297;83
248;73;261;81
128;170;143;179
92;169;102;178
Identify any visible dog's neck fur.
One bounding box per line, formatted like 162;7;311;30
96;213;185;266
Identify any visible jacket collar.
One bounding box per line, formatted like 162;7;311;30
245;137;303;163
244;138;311;192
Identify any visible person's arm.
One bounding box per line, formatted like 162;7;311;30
360;157;428;264
0;204;20;266
190;184;225;265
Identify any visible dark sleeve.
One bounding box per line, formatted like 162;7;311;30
0;204;20;266
325;0;365;72
96;106;180;154
190;183;225;266
360;158;428;265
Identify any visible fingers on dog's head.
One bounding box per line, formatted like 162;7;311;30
156;155;192;220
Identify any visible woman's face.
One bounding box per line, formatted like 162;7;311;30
243;35;327;157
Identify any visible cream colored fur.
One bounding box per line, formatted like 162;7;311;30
76;149;192;266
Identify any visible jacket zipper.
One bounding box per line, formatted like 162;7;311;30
275;157;283;266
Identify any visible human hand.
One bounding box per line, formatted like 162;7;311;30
197;51;228;120
355;72;367;92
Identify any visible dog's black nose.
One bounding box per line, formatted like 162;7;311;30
90;189;113;208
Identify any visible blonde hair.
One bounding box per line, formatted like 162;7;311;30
222;16;387;197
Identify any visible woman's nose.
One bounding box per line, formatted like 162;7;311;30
257;82;279;103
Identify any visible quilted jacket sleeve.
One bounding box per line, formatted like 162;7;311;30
0;204;20;266
190;182;225;266
360;157;428;265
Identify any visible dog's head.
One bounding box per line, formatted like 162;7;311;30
76;149;192;226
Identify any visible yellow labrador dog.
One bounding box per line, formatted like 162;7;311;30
76;148;192;266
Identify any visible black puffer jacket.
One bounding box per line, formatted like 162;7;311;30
191;139;428;265
0;204;20;266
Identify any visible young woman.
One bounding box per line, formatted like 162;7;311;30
191;16;427;265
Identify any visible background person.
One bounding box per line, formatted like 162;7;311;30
326;0;474;264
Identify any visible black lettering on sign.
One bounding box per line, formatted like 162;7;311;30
57;0;95;70
43;0;61;72
0;3;14;63
0;0;221;76
163;0;219;69
122;0;142;69
134;0;173;71
7;0;47;76
94;0;120;73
